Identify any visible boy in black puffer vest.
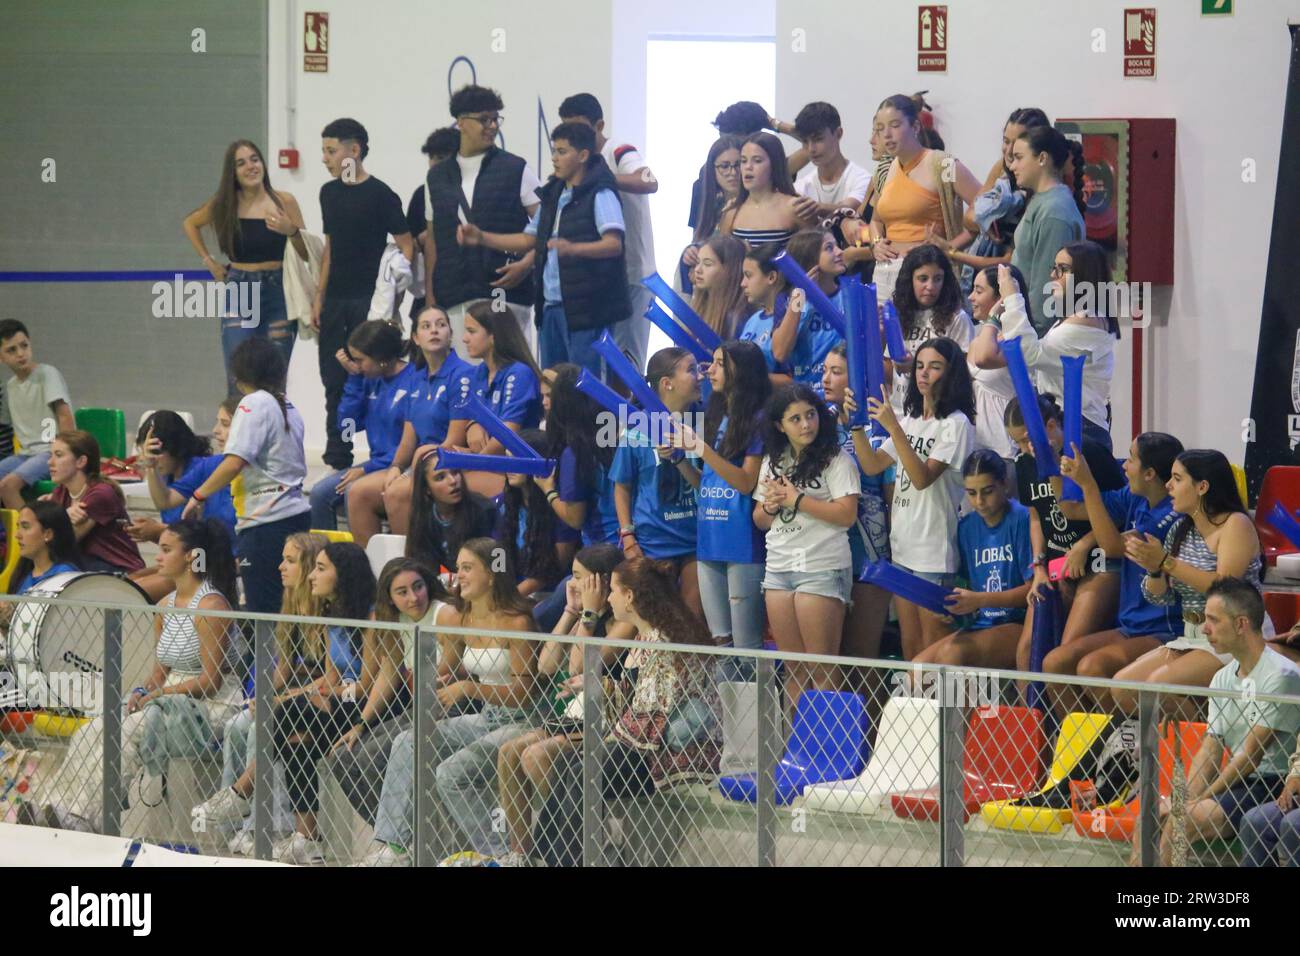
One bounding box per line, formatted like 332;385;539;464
458;121;628;381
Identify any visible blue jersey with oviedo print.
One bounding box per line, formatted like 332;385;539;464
609;429;698;557
696;415;766;564
406;351;473;447
956;500;1033;630
793;282;847;386
452;360;543;429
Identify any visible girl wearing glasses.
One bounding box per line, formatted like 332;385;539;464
970;246;1118;453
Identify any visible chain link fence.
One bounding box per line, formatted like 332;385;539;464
3;593;1299;868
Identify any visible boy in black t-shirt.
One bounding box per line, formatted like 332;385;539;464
314;117;413;469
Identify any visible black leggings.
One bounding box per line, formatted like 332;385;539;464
273;695;363;814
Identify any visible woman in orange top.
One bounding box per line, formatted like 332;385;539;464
867;94;983;303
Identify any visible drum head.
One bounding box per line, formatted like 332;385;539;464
11;572;154;715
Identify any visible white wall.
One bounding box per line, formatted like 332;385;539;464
267;0;1298;460
776;0;1300;456
267;0;612;455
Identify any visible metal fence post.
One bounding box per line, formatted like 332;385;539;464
756;652;779;867
1138;689;1160;867
100;608;122;837
581;639;605;867
414;625;438;867
252;618;274;861
938;687;965;867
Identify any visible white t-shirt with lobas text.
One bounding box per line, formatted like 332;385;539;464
877;411;974;573
755;449;860;573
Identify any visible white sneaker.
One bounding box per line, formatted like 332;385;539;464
194;788;252;829
272;832;326;866
227;829;255;856
353;841;411;867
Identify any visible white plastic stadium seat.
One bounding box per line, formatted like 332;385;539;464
800;696;940;815
365;534;407;579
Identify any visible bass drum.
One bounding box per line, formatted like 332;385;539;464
3;572;155;717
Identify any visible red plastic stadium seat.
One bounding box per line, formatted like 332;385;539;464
1255;466;1300;566
1265;592;1300;634
1071;721;1211;841
891;705;1047;823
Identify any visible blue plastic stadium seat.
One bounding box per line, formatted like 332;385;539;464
718;690;869;806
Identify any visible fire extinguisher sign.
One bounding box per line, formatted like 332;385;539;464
1123;8;1156;78
917;5;947;73
304;12;328;73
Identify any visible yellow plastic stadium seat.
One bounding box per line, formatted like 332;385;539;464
32;713;93;737
1231;464;1248;510
0;508;20;594
979;712;1112;833
312;529;355;543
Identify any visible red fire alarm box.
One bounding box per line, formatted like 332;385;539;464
1055;118;1175;285
278;148;299;170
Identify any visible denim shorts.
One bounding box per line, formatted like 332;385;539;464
891;562;958;589
763;566;854;604
1214;775;1284;831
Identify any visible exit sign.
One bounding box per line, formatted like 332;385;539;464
1201;0;1232;15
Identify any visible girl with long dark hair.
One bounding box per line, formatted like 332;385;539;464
362;539;538;866
270;541;379;864
182;139;307;390
1111;450;1268;715
754;384;859;707
721;132;805;249
849;336;977;658
498;428;575;596
532;363;619;547
5;500;80;594
405;456;497;572
669;341;772;678
183;338;311;613
133;409;236;599
889;244;975;410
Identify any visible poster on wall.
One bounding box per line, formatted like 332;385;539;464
917;6;947;73
1123;8;1156;78
304;12;328;73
